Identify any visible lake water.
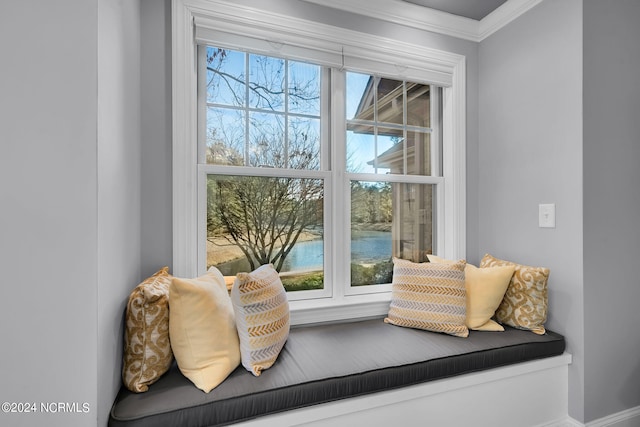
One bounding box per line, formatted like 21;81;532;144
217;230;391;275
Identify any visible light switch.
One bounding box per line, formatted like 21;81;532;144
539;204;556;228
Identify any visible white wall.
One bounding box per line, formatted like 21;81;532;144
97;0;142;426
478;0;584;422
0;1;99;426
583;0;640;422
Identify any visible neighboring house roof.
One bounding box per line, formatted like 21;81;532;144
349;77;430;170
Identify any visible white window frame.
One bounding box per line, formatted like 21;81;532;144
172;0;466;325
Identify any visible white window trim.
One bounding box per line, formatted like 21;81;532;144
172;0;466;325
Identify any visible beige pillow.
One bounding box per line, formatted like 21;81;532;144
385;257;468;338
169;267;241;392
480;254;549;335
232;264;290;376
122;267;173;393
427;255;514;331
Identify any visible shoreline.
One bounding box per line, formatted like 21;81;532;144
206;230;322;267
207;223;392;267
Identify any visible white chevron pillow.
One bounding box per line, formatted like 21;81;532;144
231;264;290;376
385;257;468;338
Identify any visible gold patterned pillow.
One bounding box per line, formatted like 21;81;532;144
231;264;290;376
122;267;173;393
480;254;549;335
385;258;468;338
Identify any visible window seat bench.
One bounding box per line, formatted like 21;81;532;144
109;318;568;427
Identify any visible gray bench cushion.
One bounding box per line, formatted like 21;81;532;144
109;318;565;427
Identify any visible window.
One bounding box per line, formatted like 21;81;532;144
173;0;466;323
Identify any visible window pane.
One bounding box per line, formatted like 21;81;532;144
407;83;430;128
350;181;433;286
249;54;285;112
248;111;285;167
407;131;431;176
288;61;321;115
206;47;245;107
346;129;393;174
376;78;403;126
373;128;404;174
346;72;370;120
206;107;245;165
207;175;324;292
289;116;321;170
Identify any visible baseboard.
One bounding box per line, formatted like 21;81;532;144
552;406;640;427
585;406;640;427
535;417;583;427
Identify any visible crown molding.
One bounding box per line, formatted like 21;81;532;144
479;0;544;40
301;0;544;42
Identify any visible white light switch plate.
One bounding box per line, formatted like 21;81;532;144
539;204;556;228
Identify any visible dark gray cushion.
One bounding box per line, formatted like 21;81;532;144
109;318;565;427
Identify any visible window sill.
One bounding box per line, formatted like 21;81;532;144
289;292;392;326
226;275;391;326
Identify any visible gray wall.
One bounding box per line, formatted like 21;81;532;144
478;0;584;421
0;1;144;426
583;0;640;422
97;0;143;426
12;1;640;425
0;1;99;426
140;0;173;277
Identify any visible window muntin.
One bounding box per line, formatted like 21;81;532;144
344;71;438;291
203;46;322;170
200;47;443;298
346;72;435;176
202;46;328;296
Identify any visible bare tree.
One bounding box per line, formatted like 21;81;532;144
205;47;323;272
209;175;322;272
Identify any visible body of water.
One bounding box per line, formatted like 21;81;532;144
217;230;392;275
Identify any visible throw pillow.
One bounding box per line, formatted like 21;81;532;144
427;255;514;331
231;264;290;376
385;257;468;338
169;267;241;392
480;253;550;335
122;267;173;393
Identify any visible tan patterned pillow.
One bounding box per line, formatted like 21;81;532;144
385;258;468;338
231;264;290;376
480;254;549;335
122;267;173;393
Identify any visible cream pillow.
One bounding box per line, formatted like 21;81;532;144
232;264;290;376
428;255;514;331
122;267;173;392
480;254;549;335
385;257;468;338
169;267;240;392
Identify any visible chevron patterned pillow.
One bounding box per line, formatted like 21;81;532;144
231;264;290;376
385;257;469;338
